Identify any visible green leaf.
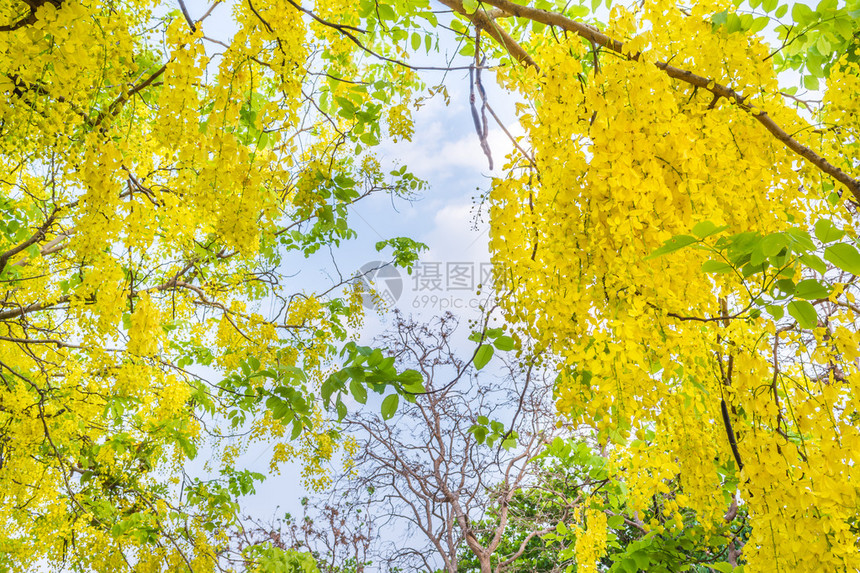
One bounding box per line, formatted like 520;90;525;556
748;261;773;280
750;15;769;33
762;0;777;12
477;415;489;425
470;425;487;444
784;228;815;252
398;369;425;393
645;235;697;259
359;132;379;145
290;421;303;440
807;54;824;77
800;253;827;275
381;394;399;420
803;74;820;90
474;344;494;370
349;379;367;404
775;3;788;17
775;279;795;296
177;436;197;460
791;2;813;23
692;221;728;239
376;3;396;20
788;300;818;329
486;327;504;338
380;356;396;372
761;233;788;257
701;260;734;273
765;304;784;319
712;563;734;573
794;279;831;300
607;514;625;528
824;243;860;275
631;551;651;569
367;348;383;366
493;335;516;351
726;13;742;33
320;379;336;405
722;231;759;258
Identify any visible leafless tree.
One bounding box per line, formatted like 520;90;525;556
328;311;579;573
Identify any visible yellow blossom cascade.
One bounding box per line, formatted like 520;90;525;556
483;0;860;569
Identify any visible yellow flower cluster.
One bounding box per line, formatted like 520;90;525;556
573;508;607;573
0;0;398;567
489;0;860;568
387;102;415;142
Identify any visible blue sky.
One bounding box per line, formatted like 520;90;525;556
238;63;521;525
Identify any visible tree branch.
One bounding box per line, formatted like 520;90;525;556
437;0;538;69
0;295;71;321
495;524;556;571
93;64;167;127
0;0;61;32
462;0;860;201
0;209;58;276
0;9;37;32
176;0;196;32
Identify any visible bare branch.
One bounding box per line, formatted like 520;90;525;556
436;0;538;69
176;0;196;32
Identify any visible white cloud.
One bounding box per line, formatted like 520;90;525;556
384;121;525;183
422;201;489;263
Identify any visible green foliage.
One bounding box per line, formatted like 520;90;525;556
460;436;749;572
321;342;426;421
648;220;860;328
467;415;518;449
375;235;428;274
468;327;518;370
244;544;321;573
715;0;860;86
